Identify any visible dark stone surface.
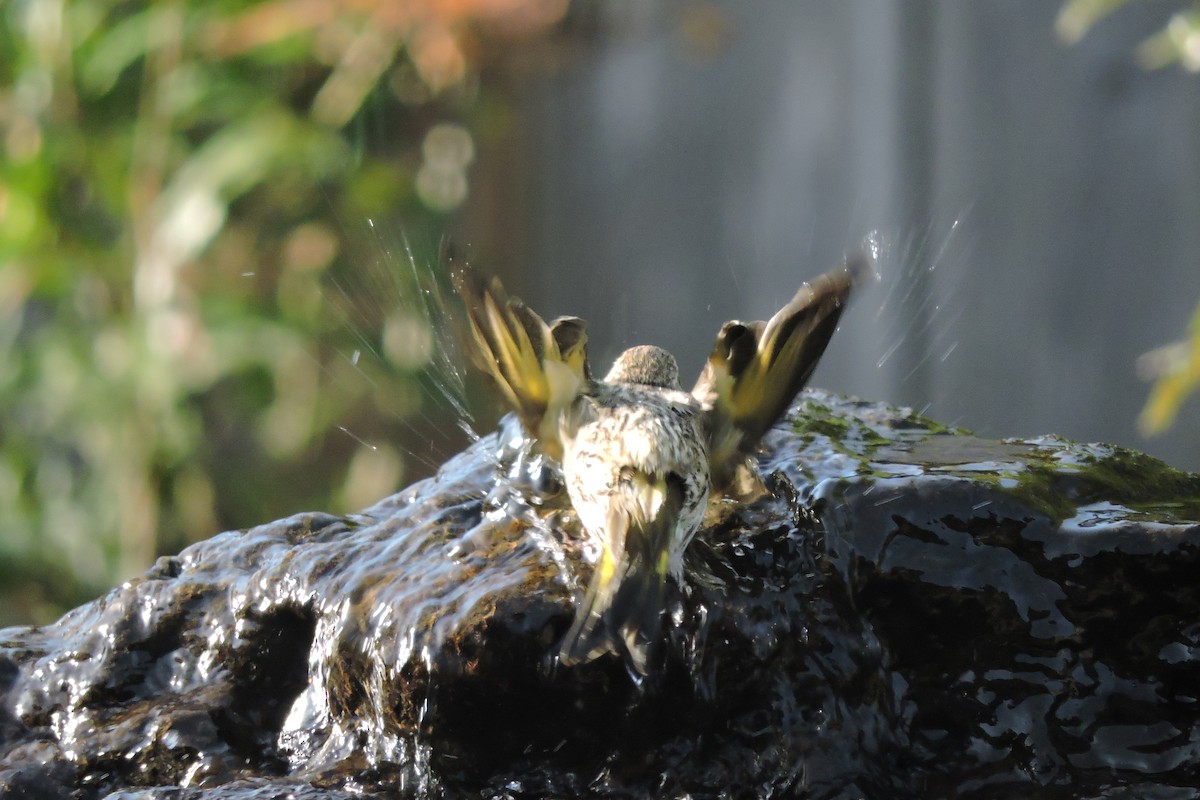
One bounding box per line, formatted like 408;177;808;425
3;390;1200;798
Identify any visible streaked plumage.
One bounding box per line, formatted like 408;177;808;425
452;255;871;675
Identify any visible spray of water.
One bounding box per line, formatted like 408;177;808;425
864;210;974;423
312;217;486;503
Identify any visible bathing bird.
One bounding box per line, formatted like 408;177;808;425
452;255;871;675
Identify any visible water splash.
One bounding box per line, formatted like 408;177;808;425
316;222;481;478
868;211;973;414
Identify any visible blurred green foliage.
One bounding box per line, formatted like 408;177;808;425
1057;0;1200;435
0;0;567;624
1137;303;1200;437
1057;0;1200;69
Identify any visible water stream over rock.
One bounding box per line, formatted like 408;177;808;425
2;390;1199;798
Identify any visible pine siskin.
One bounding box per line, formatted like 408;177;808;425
452;255;872;675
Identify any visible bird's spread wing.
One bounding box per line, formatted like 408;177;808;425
694;252;875;489
452;266;590;459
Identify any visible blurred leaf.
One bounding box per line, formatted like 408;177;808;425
1056;0;1135;43
78;7;153;96
1059;0;1200;71
1139;299;1200;435
156;108;348;265
1136;9;1200;70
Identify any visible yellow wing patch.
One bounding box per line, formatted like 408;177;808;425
696;252;875;489
452;267;589;459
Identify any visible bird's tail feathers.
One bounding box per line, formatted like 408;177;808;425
558;549;668;677
558;474;684;677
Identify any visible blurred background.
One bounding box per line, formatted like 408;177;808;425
2;0;1199;625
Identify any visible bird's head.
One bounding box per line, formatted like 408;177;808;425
604;345;681;390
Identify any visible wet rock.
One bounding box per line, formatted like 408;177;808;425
2;390;1200;798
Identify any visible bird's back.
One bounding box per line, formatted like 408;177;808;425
562;383;710;555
